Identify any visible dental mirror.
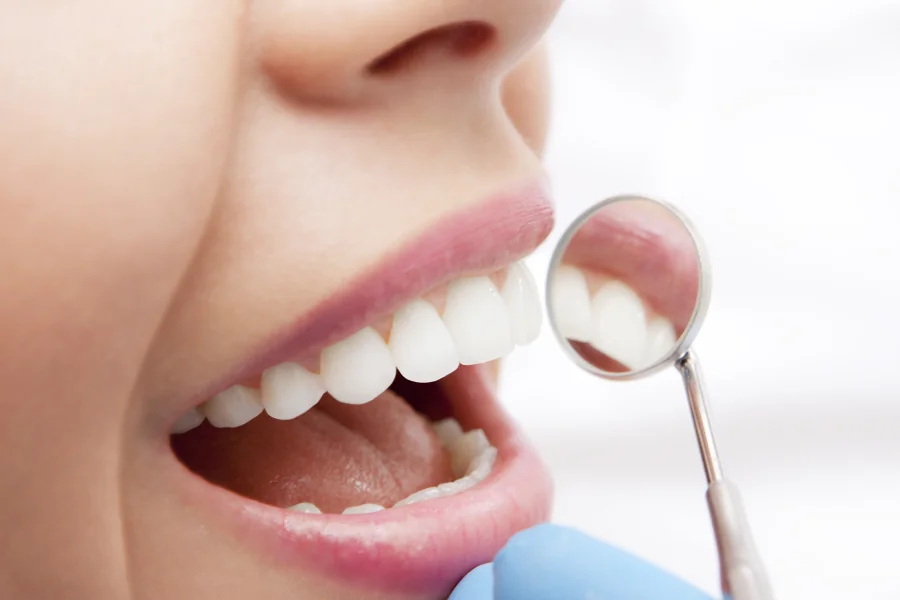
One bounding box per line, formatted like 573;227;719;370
546;195;775;600
547;194;708;377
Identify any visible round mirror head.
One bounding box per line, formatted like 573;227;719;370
546;195;711;379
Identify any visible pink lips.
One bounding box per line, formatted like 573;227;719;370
174;181;555;595
181;180;554;418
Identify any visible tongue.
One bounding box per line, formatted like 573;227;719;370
172;390;455;513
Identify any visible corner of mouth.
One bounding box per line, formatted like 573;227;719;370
163;179;555;595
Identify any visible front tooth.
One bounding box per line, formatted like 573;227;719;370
501;262;543;346
432;418;464;447
642;316;677;368
389;299;459;383
342;504;385;515
203;385;263;428
288;502;322;514
550;265;592;342
448;429;490;477
442;276;513;365
320;327;396;404
171;407;204;434
589;280;648;370
260;362;325;420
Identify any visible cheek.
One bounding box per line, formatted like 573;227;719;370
0;2;244;595
502;41;552;156
0;1;245;388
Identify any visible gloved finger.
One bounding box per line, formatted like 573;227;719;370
448;563;493;600
493;524;713;600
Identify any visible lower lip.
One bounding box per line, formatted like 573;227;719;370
175;366;554;596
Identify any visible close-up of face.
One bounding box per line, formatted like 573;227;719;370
0;1;563;599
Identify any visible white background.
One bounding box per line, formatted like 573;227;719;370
502;1;900;598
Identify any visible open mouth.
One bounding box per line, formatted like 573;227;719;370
172;262;540;513
163;185;555;596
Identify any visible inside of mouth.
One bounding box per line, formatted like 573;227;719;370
169;262;543;514
171;371;495;515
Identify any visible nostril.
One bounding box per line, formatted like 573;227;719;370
366;21;495;76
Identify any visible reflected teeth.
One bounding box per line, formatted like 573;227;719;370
590;281;647;369
442;276;513;365
643;316;677;366
203;385;263;428
185;262;539;430
551;264;679;370
550;265;592;342
283;419;498;515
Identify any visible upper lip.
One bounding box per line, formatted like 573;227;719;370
181;178;554;415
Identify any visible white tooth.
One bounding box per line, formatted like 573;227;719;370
203;385;263;428
549;265;592;342
432;418;464;448
394;449;499;508
394;486;442;507
438;475;477;495
389;299;459;383
171;408;205;435
260;362;325;420
320;327;396;404
642;316;677;368
501;262;543;346
288;502;322;514
448;429;490;478
442;276;513;365
466;446;498;481
589;280;648;370
342;503;385;515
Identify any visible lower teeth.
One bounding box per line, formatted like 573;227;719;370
287;417;496;515
341;503;386;515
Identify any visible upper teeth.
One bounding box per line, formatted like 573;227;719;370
203;385;264;429
550;264;677;370
260;362;325;420
441;276;513;365
320;327;396;405
170;407;205;434
172;261;541;433
389;299;459;383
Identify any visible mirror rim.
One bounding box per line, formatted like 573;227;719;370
546;194;712;380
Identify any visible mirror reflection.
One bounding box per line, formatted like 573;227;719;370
548;197;702;374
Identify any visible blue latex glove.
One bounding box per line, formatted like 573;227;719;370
449;523;713;600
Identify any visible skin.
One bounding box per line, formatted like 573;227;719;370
0;1;560;599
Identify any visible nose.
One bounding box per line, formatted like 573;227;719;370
254;0;562;103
